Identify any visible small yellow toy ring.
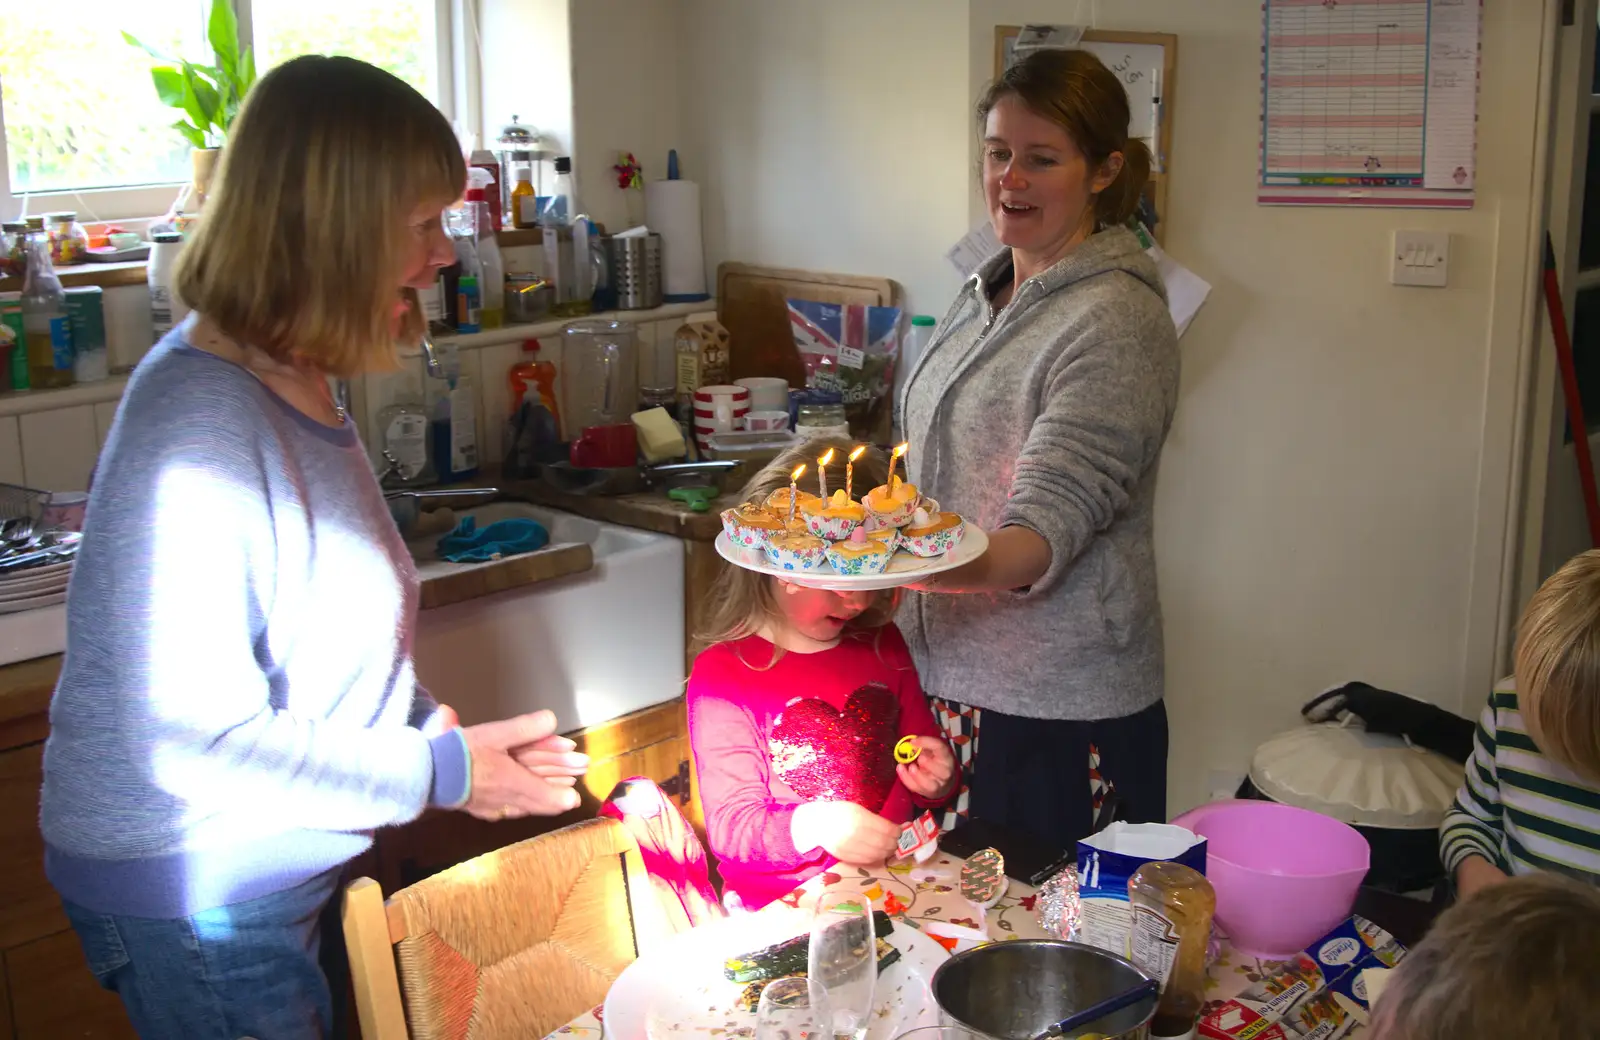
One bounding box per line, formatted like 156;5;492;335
894;736;921;764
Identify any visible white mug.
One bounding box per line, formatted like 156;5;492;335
735;377;789;412
742;410;791;432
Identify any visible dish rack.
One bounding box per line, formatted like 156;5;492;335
0;483;46;522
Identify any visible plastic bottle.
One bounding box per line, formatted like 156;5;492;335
510;164;538;230
468;149;503;232
377;360;434;486
450;206;482;335
465;168;505;330
893;314;936;441
1127;861;1216;1040
540;156;574;227
21;233;72;389
427;338;479;482
148;231;190;343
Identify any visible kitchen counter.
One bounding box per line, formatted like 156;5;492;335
502;480;740;542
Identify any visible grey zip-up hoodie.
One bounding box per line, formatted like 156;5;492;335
898;226;1179;721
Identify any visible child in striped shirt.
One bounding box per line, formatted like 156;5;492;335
1439;549;1600;898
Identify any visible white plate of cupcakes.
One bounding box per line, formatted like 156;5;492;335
715;468;987;592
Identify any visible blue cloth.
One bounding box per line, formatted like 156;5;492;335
41;324;471;922
62;866;344;1040
436;515;549;562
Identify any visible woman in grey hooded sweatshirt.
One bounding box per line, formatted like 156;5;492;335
899;48;1180;849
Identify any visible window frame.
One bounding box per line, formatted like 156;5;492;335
0;0;469;223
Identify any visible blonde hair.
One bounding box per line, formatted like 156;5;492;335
1512;548;1600;782
1368;873;1600;1039
176;55;464;379
697;435;902;664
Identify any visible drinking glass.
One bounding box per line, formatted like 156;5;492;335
808;892;877;1040
754;976;832;1040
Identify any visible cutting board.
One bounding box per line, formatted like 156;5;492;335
716;262;898;386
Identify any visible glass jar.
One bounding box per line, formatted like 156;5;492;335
796;402;848;429
45;212;88;266
1;222;25;278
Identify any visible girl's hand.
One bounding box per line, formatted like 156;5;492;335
896;736;957;801
791;801;901;865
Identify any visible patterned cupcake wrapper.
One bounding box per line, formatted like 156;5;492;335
901;521;965;558
803;511;864;541
764;543;829;571
825;544;894;576
865;493;923;529
720;509;774;549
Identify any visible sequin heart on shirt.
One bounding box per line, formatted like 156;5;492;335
768;683;900;810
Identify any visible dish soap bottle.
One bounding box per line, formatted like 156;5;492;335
1126;861;1216;1040
465;167;504;329
428;338;479;483
377;360;435;487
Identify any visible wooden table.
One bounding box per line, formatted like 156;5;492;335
544;855;1412;1039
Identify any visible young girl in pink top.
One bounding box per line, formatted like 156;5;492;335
688;440;958;911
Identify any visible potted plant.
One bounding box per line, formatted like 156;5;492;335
124;0;257;215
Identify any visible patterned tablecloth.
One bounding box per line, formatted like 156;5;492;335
545;852;1377;1039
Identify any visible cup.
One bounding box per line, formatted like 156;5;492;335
39;492;88;532
735;376;790;412
692;384;750;449
742;410;791;433
569;423;638;469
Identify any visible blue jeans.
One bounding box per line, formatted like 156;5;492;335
61;867;345;1040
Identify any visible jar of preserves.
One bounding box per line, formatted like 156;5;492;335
1;222;25;278
45;212;88;266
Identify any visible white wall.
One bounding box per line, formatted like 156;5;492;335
681;0;1554;811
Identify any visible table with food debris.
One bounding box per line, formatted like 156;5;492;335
544;850;1406;1039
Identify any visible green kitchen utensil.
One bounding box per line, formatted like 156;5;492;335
669;486;717;513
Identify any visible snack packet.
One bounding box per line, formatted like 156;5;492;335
787;299;903;420
1075;822;1206;956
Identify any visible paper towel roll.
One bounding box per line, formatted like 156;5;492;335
645;179;710;302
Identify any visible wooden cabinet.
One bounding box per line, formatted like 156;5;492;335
0;695;694;1039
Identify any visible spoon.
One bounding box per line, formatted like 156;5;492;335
1031;977;1161;1040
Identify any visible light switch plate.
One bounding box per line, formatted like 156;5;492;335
1390;230;1450;287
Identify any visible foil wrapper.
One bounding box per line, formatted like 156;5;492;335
1035;865;1082;940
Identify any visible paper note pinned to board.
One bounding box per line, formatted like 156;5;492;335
943;221;1212;339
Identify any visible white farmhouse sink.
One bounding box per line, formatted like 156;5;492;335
411;502;686;732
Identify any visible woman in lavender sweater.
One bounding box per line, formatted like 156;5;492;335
39;57;588;1039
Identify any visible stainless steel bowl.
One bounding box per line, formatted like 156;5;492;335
930;940;1159;1040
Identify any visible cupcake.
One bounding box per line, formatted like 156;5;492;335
800;489;867;541
765;486;822;515
864;477;921;529
764;530;829;571
721;504;786;549
900;507;965;558
826;528;894;576
866;527;902;553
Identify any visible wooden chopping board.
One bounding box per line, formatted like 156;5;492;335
716;262;898;386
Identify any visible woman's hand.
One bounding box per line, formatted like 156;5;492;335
896;736;957;801
905;526;1052;594
1454;855;1509;899
458;710;590;821
791;801;901;865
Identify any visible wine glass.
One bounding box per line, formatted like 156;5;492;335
808;892;877;1040
754;976;833;1040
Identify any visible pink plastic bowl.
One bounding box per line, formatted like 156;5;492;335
1170;800;1370;961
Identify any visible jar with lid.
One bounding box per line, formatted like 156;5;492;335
45;212;88;266
1;222;26;278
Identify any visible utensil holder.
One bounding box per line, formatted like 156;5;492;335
608;233;663;310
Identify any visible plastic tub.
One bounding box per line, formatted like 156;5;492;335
1170;800;1369;960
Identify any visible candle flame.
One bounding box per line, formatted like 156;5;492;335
818;448;835;467
791;464;807;480
892;442;908;459
848;445;867;463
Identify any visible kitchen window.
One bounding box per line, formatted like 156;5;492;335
0;0;462;222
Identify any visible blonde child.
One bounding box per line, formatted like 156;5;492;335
687;438;957;910
1439;549;1600;897
1367;873;1600;1038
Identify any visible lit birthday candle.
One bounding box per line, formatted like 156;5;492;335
816;448;835;499
887;442;908;491
786;464;806;526
844;441;870;499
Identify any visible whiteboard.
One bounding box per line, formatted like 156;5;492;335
999;33;1166;142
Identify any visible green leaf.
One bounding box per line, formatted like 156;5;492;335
150;66;189;109
122;31;173;63
183;64;223;131
172;119;208;150
239;45;256;93
207;0;240;83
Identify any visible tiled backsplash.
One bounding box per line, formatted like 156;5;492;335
0;301;711;494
